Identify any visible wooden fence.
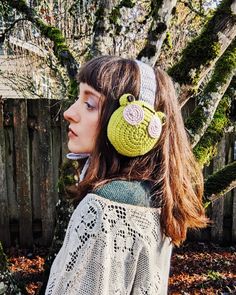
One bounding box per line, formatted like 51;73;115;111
200;131;236;245
0;98;235;248
0;98;68;247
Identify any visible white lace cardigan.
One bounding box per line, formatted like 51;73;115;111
45;193;172;295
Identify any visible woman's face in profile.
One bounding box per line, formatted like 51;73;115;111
63;82;102;154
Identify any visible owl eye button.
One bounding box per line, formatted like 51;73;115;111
148;117;162;138
123;104;144;126
127;95;135;102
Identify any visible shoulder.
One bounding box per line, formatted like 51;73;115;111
93;180;152;207
72;193;162;239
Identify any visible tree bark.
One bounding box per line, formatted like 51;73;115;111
192;92;233;166
169;0;236;105
185;38;236;147
137;0;177;65
204;160;236;202
4;0;79;99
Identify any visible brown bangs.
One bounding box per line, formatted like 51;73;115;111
77;56;140;99
77;56;105;94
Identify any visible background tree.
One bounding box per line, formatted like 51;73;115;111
0;0;235;292
1;0;234;200
0;0;236;198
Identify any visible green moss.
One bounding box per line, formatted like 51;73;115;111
185;105;205;132
109;7;121;24
39;25;66;46
83;49;95;62
185;39;235;136
169;35;221;85
204;38;236;93
33;20;79;98
68;78;78;101
120;0;135;8
168;0;233;85
193;96;231;165
57;160;79;192
204;160;236;199
164;31;172;49
93;6;106;34
109;0;135;25
18;0;27;9
151;0;163;19
95;6;105;20
48;28;65;43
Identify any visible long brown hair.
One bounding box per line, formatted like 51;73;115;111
73;55;208;246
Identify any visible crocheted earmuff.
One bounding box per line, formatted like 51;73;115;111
107;60;166;157
107;94;165;157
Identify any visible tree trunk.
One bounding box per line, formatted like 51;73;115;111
192;95;232;166
185;38;236;146
137;0;177;65
210;136;226;242
204;160;236;201
4;0;79;99
169;0;236;105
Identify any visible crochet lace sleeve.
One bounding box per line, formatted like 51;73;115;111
45;194;169;295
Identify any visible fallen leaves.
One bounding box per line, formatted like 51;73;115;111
6;242;236;294
169;242;236;294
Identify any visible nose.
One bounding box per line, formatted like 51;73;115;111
63;102;79;123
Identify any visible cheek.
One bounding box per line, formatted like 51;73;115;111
90;121;99;139
89;114;100;131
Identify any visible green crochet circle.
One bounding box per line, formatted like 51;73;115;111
107;94;164;157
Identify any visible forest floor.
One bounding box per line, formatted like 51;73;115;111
6;241;236;295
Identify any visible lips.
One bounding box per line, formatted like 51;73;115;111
68;126;78;137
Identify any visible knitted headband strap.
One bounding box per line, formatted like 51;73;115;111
135;60;156;107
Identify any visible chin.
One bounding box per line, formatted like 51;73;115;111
67;142;91;154
67;142;81;154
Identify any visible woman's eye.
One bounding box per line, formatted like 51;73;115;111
84;102;95;110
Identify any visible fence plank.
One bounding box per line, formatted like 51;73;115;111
232;189;236;243
28;101;41;223
211;136;225;242
13;99;33;247
0;98;10;246
51;100;61;208
60;102;68;163
4;100;18;224
38;100;55;246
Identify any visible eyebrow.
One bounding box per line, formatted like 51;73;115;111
84;90;100;98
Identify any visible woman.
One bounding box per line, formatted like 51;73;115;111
45;56;208;294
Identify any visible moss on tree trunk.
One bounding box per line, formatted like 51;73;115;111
168;0;236;86
4;0;79;99
204;160;236;201
192;95;232;166
185;38;236;146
